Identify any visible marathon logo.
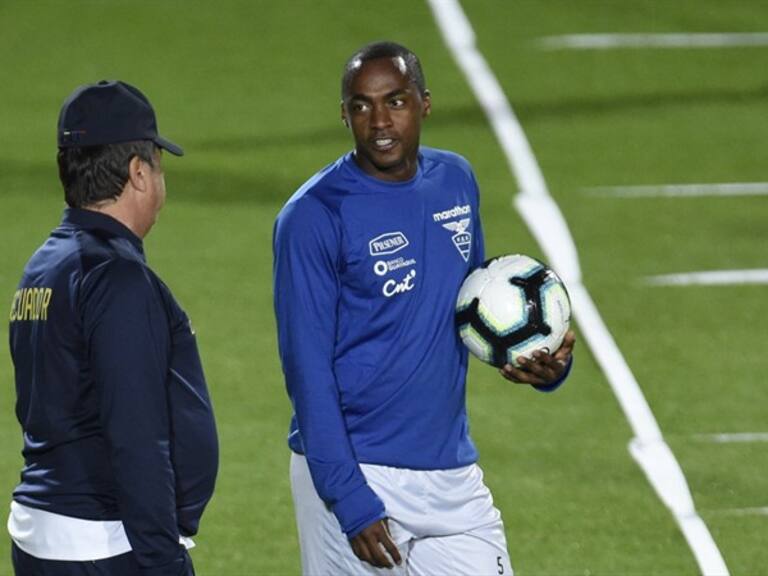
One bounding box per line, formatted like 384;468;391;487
432;204;471;222
369;232;409;256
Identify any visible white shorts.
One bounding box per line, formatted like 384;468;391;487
290;453;512;576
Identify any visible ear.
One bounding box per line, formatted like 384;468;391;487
422;90;432;118
127;155;149;192
340;101;350;128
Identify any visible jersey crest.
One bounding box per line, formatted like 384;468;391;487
441;218;472;261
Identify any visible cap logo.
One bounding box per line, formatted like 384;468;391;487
61;129;88;144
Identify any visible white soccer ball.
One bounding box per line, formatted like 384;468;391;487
456;254;571;368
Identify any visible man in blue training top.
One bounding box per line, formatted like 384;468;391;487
7;80;218;575
273;41;575;574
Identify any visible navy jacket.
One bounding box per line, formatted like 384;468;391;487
9;208;218;575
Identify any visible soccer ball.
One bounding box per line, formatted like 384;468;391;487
455;254;571;368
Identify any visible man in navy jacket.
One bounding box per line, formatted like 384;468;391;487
7;80;218;576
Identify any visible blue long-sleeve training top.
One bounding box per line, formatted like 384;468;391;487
8;208;218;574
273;147;489;537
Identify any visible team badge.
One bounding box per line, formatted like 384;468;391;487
441;218;472;261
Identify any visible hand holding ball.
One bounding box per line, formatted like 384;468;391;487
456;254;571;368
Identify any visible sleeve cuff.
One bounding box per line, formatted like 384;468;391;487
332;482;387;538
532;356;573;393
138;547;193;576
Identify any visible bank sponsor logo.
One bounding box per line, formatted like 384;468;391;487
369;231;409;256
432;204;471;222
373;257;417;277
383;269;416;298
441;218;472;262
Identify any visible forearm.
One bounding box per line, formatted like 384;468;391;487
287;365;386;536
274;194;385;536
108;433;185;567
166;326;219;536
85;259;190;568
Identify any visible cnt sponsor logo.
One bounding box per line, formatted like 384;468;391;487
382;269;416;298
369;231;409;256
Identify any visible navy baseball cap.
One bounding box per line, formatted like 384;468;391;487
57;80;184;156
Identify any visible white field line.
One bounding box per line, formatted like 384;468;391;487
645;270;768;286
711;507;768;517
426;2;729;575
694;433;768;443
538;33;768;50
588;182;768;198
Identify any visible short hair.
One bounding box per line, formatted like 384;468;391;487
57;141;157;208
341;41;427;99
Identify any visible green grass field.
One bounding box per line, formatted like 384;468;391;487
1;1;766;574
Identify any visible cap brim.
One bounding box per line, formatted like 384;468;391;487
154;136;184;156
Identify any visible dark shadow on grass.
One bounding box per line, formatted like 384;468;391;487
188;126;349;153
186;83;768;154
381;84;768;127
7;82;760;206
509;84;768;121
0;160;60;194
169;169;300;205
186;113;491;152
0;159;301;206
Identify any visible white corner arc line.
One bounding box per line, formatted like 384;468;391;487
587;182;768;198
645;270;768;286
426;2;729;575
537;33;768;50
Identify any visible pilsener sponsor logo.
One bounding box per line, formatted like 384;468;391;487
432;204;471;222
369;232;409;256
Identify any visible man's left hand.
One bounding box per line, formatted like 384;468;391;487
499;330;575;387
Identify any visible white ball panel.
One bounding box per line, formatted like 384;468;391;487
476;282;527;335
506;333;548;366
456;267;491;311
488;254;542;279
541;280;570;351
458;324;493;363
